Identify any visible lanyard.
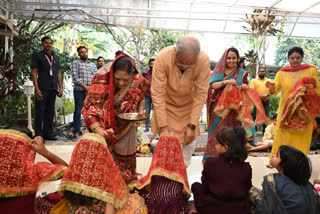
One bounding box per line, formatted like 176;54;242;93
45;54;53;76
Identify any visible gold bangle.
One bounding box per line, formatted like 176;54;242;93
93;126;103;133
91;123;101;131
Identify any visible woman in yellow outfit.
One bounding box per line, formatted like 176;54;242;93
266;46;320;164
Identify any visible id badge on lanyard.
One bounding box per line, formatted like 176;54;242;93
45;55;53;76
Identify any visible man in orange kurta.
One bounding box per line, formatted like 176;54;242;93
151;36;211;166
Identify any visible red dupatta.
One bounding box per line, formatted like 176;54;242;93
58;133;128;209
131;135;191;198
279;64;314;72
214;84;270;127
280;77;320;131
0;129;66;198
104;53;139;130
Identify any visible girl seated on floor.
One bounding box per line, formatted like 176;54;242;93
251;145;320;214
132;135;191;214
192;126;252;214
0;129;68;214
244;124;257;148
50;133;148;214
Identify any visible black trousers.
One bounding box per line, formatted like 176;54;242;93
252;99;270;134
34;89;56;138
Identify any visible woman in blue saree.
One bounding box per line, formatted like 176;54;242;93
204;48;248;161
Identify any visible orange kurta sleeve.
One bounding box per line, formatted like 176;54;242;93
189;54;211;126
151;53;169;128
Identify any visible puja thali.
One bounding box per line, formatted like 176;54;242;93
118;113;149;121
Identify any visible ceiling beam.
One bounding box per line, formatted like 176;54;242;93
10;9;320;24
8;7;320;19
268;0;283;8
186;0;195;31
223;0;239;32
0;4;8;13
14;15;320;39
8;1;320;17
147;0;151;28
289;1;320;36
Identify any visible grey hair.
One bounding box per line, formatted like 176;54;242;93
176;36;201;56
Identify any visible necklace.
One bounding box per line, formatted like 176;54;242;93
225;68;236;75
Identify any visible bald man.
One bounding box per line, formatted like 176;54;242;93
151;36;211;166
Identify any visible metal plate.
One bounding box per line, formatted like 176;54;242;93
117;113;149;121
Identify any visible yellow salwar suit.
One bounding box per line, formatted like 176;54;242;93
270;65;320;159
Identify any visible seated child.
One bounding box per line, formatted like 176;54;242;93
244;124;257;150
247;114;276;152
192;126;252;214
251;145;320;214
132;135;191;214
0;129;67;214
51;133;147;214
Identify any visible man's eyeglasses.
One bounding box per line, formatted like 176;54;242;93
175;61;194;68
175;57;196;68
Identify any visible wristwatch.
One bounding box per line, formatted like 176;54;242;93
187;123;196;130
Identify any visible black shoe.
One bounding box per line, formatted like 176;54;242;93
44;136;57;141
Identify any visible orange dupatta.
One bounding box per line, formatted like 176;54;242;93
280;77;320;131
214;84;270;127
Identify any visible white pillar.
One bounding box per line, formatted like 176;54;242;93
27;94;35;136
24;78;35;136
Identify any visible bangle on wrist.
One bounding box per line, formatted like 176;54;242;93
96;127;103;133
92;126;103;133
